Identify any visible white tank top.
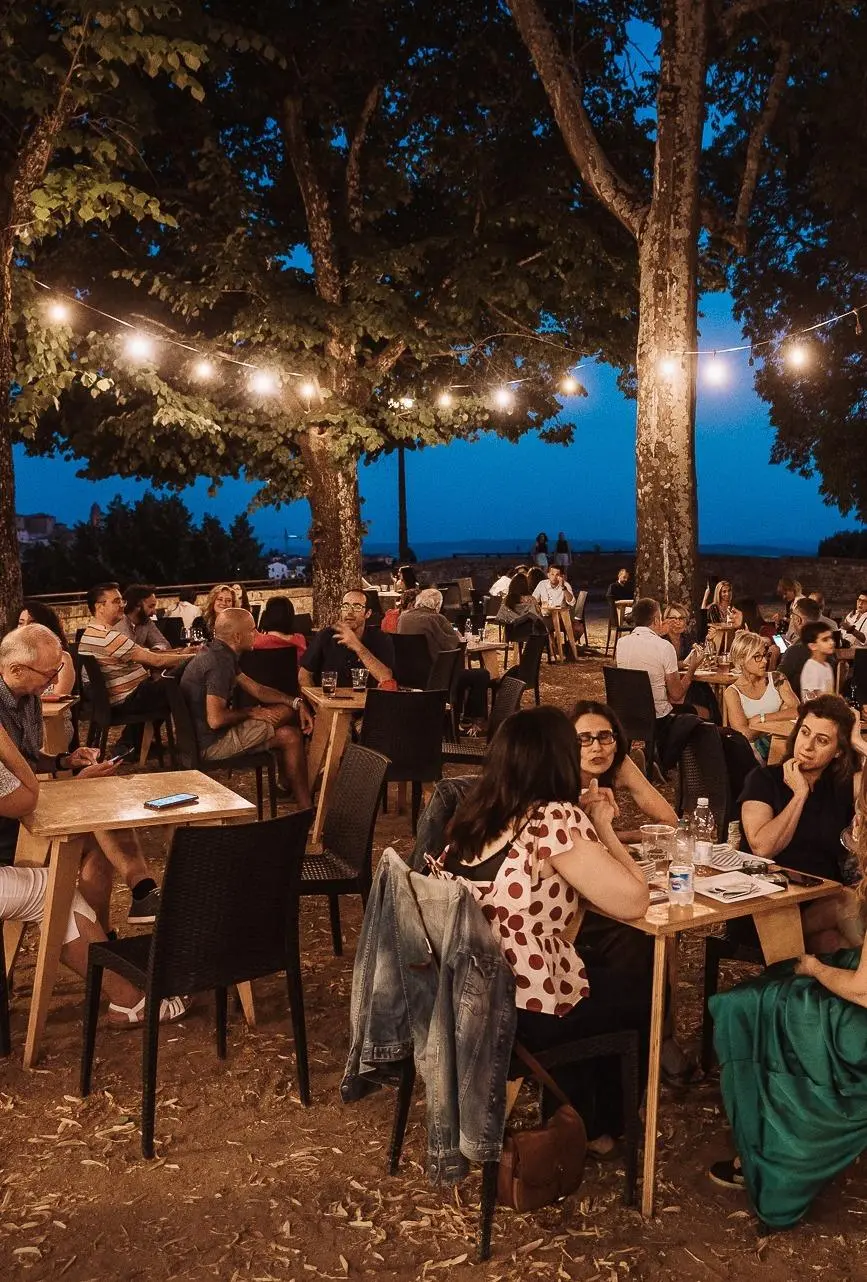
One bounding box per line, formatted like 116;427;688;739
734;674;782;719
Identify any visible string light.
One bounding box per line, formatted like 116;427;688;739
785;343;810;369
493;387;514;410
437;391;453;408
399;396;414;409
125;333;154;362
560;374;580;395
249;369;278;396
298;381;317;400
47;300;70;323
704;355;727;386
192;359;215;381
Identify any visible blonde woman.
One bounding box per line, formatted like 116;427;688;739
724;631;798;760
203;584;236;637
707;579;734;626
708;765;867;1228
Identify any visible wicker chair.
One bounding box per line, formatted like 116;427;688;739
359;689;446;834
605;599;633;655
79;811;313;1157
80;656;174;766
165;678;277;820
389;1031;639;1261
442;676;526;767
391;633;433;689
238;647;299;698
572;589;589;649
503;633;545;706
602;666;659;779
0;931;9;1057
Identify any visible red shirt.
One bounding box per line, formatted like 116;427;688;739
253;631;307;656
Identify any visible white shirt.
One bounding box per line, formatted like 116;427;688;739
844;609;867;644
799;657;834;700
615;627;679;718
490;575;512;597
532;579;573;609
167;601;202;629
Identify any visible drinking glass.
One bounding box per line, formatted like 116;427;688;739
322;671;338;697
351;666;367;692
640;823;675;871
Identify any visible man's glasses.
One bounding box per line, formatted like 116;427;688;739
340;602;366;613
17;662;64;682
576;730;616;747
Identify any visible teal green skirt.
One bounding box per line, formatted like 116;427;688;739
711;951;867;1228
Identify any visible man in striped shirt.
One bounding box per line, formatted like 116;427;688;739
78;583;187;743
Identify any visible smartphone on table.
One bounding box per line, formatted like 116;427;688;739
143;793;200;811
779;868;823;888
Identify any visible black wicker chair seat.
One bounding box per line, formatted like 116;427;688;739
301;852;356;883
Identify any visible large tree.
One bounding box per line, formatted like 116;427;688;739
504;0;829;604
12;0;641;622
0;0;205;624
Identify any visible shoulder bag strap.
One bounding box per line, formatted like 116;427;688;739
512;1041;574;1112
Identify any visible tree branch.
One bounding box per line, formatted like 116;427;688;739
371;335;407;378
506;0;647;239
732;39;790;240
345;84;379;234
721;0;784;35
282;94;342;306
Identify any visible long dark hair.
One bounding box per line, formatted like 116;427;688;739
504;571;530;611
734;597;763;633
526;566;545;592
21;599;68;649
571;699;628;789
446;707;583;861
784;694;858;785
259;595;296;633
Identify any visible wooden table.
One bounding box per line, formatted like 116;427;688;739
836;646;856;693
303;687;367;845
600;871;841;1217
4;770;255;1068
40;697;76;754
463;639;505;678
691;668;737;722
705;623;740;656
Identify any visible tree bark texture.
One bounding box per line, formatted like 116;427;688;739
0;240;23;628
633;0;707;605
300;427;363;627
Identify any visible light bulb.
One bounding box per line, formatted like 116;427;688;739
298;381;317;400
704;356;727;386
250;370;278;396
193;360;215;381
399;396;414;409
437;391;453;409
493;387;514;410
125;332;154;361
48;301;70;323
658;357;678;378
786;344;809;369
560;374;579;395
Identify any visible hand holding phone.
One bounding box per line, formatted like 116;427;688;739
109;744;136;766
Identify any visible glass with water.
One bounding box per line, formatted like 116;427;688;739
351;666;367;692
322;670;338;697
640;823;675;872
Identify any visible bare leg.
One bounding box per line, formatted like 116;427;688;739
271;724;313;809
61;910;141;1008
92;828;151;892
78;845;114;931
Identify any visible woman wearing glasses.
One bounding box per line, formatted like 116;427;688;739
723;631;798;762
573;700;677;843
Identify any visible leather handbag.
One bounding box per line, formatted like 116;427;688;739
497;1043;587;1212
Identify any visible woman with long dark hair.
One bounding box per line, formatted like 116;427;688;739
18;600;75;697
254;595;307;654
433;706;650;1152
573;700;677;843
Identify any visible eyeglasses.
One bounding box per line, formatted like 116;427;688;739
340;602;367;613
17;662;64;682
576;730;616;747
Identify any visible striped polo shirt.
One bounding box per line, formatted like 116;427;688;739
78;623;148;705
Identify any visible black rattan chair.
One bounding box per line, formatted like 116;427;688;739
0;930;9;1057
81;656;174;766
80;810;313;1156
301;744;389;955
391;633;433;689
388;1031;639;1260
503;632;545;706
605;599;633;655
572;589;589;650
442;676;526;767
238;647;299;698
674;721;730;839
359;689;446;834
165;678;277;820
603;666;658;778
155;616;185;648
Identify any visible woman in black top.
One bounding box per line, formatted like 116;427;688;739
739;694;865;950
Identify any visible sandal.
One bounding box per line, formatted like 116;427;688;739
108;995;191;1028
708;1156;745;1189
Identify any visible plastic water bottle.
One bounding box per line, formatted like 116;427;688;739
668;819;695;906
692;797;716;865
464;617;473;641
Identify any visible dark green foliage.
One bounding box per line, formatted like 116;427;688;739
818;530;867;560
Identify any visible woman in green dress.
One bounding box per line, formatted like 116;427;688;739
709;766;867;1230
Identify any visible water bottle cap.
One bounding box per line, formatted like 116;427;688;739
697;796;709;806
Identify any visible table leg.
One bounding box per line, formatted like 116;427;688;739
237;982;256;1026
754;902;805;964
23;836;84;1069
306;705;336;789
640;934;668;1218
479;650;502;679
139;722;154;767
311;711;352;846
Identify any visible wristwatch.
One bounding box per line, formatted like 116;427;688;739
54;752;70;771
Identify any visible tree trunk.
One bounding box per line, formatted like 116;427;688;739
0;240;23;628
300;427;363;627
397;443;409;561
633;0;707;607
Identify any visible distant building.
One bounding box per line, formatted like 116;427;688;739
16;513;65;546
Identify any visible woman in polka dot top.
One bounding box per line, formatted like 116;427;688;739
433;706;651;1148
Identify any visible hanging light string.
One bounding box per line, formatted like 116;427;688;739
667;302;865;357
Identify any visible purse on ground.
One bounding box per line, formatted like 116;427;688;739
496;1044;587;1212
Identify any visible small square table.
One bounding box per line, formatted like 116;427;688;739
4;770;255;1067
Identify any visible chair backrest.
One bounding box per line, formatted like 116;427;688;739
603;666;657;742
438;583;462;609
80;654;113;721
294;612;313;637
360;689;446;782
456;577;474;605
675;723;730;841
164;677;203;768
426;647;462;695
573;589;588;622
149;810;313;995
322;744;390;872
509;634;544;689
155;616;186;648
238;647;299;698
489;676;526;737
391;633;433;689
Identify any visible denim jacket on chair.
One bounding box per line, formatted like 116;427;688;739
340;849;516;1183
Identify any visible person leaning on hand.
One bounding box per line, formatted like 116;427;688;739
299;589;395;690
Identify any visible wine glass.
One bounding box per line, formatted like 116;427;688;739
322;671;338;697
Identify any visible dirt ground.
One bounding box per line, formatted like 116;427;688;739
2;625;866;1281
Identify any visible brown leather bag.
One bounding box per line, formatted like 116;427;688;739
497;1043;587;1212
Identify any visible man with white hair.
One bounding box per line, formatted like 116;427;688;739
396;588;461;661
0;623;162;924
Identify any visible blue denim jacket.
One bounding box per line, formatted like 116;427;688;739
341;849;516;1183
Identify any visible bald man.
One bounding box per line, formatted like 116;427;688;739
180;609;312;807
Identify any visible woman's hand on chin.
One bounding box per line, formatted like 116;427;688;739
580;778;619;824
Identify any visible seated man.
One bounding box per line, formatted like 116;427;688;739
180;608;313;806
0;723;188;1026
843;591;867;645
398;588;488;725
117;584;171;651
300;589;394;690
0;624;162;924
615;597;703;751
78;582;186;748
532;564;580;661
778;597;829;694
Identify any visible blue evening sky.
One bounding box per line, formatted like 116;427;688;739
12;289;849;559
